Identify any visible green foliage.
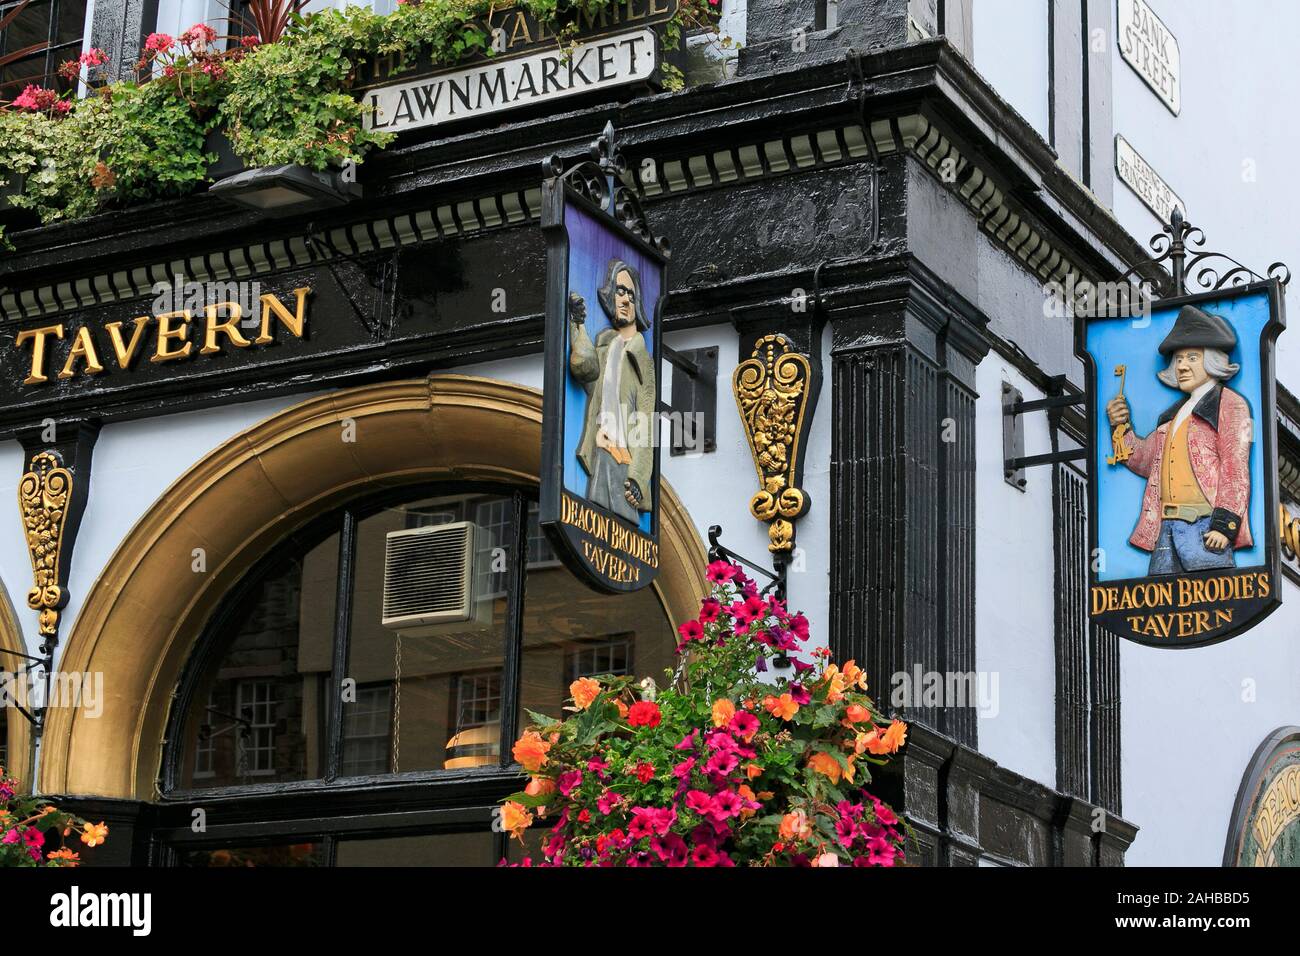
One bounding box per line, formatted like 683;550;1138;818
0;0;719;238
92;83;216;202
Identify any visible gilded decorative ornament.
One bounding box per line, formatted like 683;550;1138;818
733;334;812;552
18;451;71;637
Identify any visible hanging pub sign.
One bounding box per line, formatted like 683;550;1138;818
1076;212;1288;647
539;123;669;593
1224;727;1300;866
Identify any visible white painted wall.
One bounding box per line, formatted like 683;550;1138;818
0;395;310;664
1121;577;1300;866
971;0;1051;142
974;355;1058;788
1108;0;1300;394
1103;0;1300;864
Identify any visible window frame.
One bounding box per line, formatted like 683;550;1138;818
155;481;536;864
0;0;87;96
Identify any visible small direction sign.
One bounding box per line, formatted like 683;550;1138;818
1118;0;1181;114
1116;134;1185;224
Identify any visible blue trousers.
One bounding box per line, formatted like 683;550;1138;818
1148;516;1236;575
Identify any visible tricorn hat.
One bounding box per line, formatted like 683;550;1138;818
1158;305;1237;356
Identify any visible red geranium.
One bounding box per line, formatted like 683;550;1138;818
627;701;662;728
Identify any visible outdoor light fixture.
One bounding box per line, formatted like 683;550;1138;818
209;163;361;217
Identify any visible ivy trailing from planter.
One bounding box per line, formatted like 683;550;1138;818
219;0;721;170
0;0;724;247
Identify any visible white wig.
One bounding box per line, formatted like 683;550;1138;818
1157;347;1239;388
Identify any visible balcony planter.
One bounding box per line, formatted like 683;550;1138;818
0;173;39;231
203;125;245;183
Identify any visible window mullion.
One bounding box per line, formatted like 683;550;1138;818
497;491;528;767
325;509;358;782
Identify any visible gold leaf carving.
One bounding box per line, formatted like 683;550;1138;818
733;334;812;552
18;451;70;637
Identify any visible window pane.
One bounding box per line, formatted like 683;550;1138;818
56;0;86;44
179;843;326;867
345;492;510;774
518;510;676;728
176;530;339;789
335;832;495;866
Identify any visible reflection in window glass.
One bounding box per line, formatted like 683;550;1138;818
341;683;393;776
519;511;675;728
335;832;495;866
180;843;326;867
348;494;508;773
177;531;339;789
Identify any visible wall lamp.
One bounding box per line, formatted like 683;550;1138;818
209;164;361;217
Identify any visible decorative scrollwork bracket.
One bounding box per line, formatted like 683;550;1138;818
1117;207;1291;296
733;333;814;557
541;120;671;257
19;451;71;641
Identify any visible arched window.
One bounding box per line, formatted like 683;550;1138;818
156;481;675;866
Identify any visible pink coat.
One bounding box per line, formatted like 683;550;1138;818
1120;385;1253;552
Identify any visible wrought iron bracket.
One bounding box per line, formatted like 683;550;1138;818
659;345;718;456
1003;376;1086;488
1117;207;1291;296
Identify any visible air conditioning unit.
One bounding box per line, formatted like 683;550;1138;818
382;522;493;636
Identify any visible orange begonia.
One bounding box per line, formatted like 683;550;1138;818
501;801;533;839
712;698;736;727
779;810;812;842
882;719;908;753
512;730;552;773
842;703;872;725
569;677;601;710
614;700;629;719
808;751;842;784
764;693;799;721
737;784;759;820
857;729;892;756
79;822;108;847
841;659;868;691
745;762;764;780
525;777;557;798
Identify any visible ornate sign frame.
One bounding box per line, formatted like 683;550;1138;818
538;123;669;593
1223;726;1300;866
1076;212;1288;647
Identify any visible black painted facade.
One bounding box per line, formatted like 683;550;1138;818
0;0;1175;865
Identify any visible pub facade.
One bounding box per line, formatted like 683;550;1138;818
0;0;1296;867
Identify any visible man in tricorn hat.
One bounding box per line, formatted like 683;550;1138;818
1106;304;1253;574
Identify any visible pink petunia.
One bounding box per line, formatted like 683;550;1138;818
556;770;583;797
691;845;719;867
704;751;738;776
685;790;713;816
596;791;622;815
705;561;738;584
729;712;759;740
698;598;722;623
677;619;703;644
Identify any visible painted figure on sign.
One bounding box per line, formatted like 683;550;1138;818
567;258;655;524
1106;305;1253;574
